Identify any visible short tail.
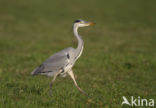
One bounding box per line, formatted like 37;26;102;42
31;64;44;76
31;67;39;76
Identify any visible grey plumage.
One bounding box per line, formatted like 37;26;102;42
31;19;95;95
32;47;75;76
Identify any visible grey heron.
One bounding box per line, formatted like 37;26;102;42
31;19;95;95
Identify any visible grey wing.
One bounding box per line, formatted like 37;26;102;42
31;47;75;76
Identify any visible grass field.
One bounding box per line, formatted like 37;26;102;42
0;0;156;107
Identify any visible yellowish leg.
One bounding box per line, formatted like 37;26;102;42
67;70;88;96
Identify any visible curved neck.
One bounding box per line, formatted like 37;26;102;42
73;24;84;59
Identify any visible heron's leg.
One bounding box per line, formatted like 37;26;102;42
67;70;88;96
49;72;60;96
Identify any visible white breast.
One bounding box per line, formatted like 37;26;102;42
64;63;73;72
75;46;84;61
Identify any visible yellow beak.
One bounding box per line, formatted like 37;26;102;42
88;22;96;26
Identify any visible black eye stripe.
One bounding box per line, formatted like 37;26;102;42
74;19;81;23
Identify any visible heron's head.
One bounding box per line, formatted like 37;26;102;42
73;19;95;28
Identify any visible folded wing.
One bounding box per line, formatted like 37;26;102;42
32;47;75;76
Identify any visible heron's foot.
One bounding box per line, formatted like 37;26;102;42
49;83;53;96
49;90;53;97
83;91;88;96
79;89;88;96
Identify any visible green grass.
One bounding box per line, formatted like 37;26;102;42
0;0;156;107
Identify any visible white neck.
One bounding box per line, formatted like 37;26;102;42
73;24;84;59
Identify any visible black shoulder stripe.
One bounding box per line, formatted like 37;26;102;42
67;53;70;59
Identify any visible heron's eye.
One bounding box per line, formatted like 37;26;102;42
74;19;81;23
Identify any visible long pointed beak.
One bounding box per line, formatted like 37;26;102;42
88;22;96;26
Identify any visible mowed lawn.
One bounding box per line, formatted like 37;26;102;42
0;0;156;107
